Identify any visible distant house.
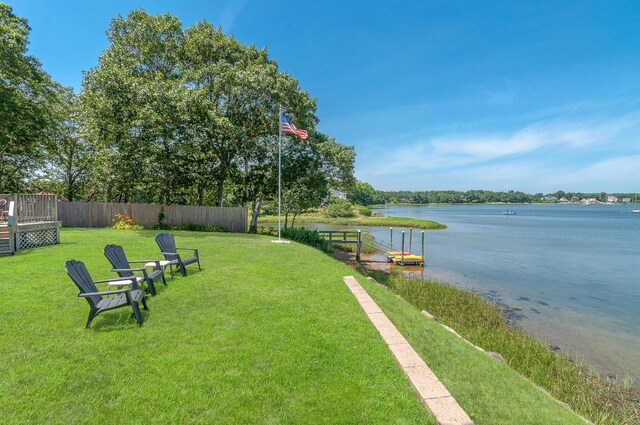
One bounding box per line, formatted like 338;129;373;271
541;196;557;202
559;197;568;203
621;198;631;203
329;188;347;200
37;190;69;202
582;198;597;204
570;196;580;202
607;195;618;204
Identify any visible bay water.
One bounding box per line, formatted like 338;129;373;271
354;204;639;379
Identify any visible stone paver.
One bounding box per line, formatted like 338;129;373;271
343;276;473;425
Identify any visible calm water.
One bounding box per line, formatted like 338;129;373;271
348;205;639;378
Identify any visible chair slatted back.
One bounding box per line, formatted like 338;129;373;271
103;244;133;278
65;260;102;307
155;233;177;259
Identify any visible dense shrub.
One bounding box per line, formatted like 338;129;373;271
325;198;355;218
256;226;277;236
282;227;333;253
355;205;373;216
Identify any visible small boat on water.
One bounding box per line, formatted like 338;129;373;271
501;210;517;215
632;195;640;213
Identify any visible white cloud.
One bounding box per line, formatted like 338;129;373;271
540;155;640;191
357;113;640;191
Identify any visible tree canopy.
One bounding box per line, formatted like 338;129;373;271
1;7;356;231
0;3;60;192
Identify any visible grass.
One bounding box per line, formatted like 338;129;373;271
258;213;447;230
367;269;640;425
1;228;587;424
1;228;431;424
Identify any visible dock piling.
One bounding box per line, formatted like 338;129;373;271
409;227;413;253
401;231;405;264
356;229;362;261
389;227;393;250
421;231;425;266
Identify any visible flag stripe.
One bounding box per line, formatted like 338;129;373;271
280;113;309;139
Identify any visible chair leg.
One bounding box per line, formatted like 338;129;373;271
131;301;144;326
179;262;187;276
197;258;201;271
86;308;99;329
141;296;148;310
147;279;157;296
161;274;167;286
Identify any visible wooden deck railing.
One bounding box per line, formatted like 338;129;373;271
0;194;58;223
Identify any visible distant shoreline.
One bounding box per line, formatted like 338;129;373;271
370;202;629;207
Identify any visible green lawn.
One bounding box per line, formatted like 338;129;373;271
1;229;584;424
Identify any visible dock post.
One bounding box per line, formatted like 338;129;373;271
421;231;425;267
389;227;393;250
409;227;413;253
356;229;362;261
401;231;405;265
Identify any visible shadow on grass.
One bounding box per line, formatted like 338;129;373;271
90;307;151;332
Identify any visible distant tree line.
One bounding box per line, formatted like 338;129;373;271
346;184;638;205
1;5;355;231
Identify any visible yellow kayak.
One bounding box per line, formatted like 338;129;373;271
386;251;411;257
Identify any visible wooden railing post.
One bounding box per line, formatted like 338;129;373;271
7;200;16;253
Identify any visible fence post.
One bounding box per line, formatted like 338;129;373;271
389;227;393;250
356;229;362;261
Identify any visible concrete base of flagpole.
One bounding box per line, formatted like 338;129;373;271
271;239;291;244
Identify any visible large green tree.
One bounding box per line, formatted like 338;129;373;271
0;3;59;192
81;10;186;203
79;8;355;221
42;87;92;201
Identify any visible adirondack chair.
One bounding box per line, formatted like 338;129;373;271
103;244;167;296
65;260;148;328
155;233;201;276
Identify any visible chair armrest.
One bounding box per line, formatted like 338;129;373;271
159;252;179;257
94;276;139;285
176;248;198;252
79;289;128;298
110;267;146;273
128;260;161;264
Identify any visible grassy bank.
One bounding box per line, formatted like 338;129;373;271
366;269;639;425
258;214;446;229
1;228;587;423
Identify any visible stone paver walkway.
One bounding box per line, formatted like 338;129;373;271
343;276;473;425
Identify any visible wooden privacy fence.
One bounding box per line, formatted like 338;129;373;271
58;202;247;233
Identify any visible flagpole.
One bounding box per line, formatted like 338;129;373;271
272;106;290;244
278;105;282;240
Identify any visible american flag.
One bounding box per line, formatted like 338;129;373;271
281;112;308;139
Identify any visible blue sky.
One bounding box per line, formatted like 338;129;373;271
13;0;640;193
